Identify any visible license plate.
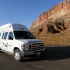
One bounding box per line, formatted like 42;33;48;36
36;52;41;56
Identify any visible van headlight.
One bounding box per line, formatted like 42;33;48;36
23;44;28;50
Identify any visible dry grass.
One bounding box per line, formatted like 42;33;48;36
35;32;70;45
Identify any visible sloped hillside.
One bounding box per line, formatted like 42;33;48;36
30;0;70;45
31;14;70;45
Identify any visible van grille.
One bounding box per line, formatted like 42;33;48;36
28;43;43;50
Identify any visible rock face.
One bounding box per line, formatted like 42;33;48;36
29;0;70;45
30;0;70;31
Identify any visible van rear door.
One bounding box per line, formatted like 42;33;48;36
1;32;8;51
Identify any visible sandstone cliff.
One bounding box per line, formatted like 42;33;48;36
30;0;70;31
29;0;70;45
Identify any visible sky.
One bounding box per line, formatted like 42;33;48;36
0;0;64;29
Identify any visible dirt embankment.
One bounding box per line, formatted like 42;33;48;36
31;15;70;45
30;0;70;45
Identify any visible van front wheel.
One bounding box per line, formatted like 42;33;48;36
14;49;23;62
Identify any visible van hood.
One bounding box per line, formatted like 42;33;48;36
18;39;42;44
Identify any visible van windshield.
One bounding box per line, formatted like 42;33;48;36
14;31;36;39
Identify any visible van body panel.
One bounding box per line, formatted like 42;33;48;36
0;23;45;60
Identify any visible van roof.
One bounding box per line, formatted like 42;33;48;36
0;23;29;31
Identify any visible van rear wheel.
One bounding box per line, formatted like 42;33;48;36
14;49;23;62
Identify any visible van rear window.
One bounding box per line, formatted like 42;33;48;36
2;32;8;39
0;33;1;36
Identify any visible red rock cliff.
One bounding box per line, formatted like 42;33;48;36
30;0;70;30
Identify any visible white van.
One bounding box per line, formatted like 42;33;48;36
0;23;45;62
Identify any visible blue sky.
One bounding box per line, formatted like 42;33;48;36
0;0;64;29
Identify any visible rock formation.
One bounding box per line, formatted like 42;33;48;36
29;0;70;45
30;0;70;31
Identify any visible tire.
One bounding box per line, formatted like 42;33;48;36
14;49;23;62
0;48;1;51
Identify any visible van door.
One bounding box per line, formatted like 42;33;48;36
1;32;8;51
6;32;14;53
0;32;2;48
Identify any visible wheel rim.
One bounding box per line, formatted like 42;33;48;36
15;52;20;60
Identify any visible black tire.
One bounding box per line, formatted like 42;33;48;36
14;49;23;62
0;48;2;52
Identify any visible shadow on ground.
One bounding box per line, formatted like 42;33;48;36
23;45;70;62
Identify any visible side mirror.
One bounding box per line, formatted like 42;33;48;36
34;36;36;39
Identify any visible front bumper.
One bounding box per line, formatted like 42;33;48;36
24;47;45;56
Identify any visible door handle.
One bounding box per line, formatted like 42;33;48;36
7;43;8;45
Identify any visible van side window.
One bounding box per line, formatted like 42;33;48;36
8;32;13;40
4;32;8;39
2;33;5;39
0;33;1;36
